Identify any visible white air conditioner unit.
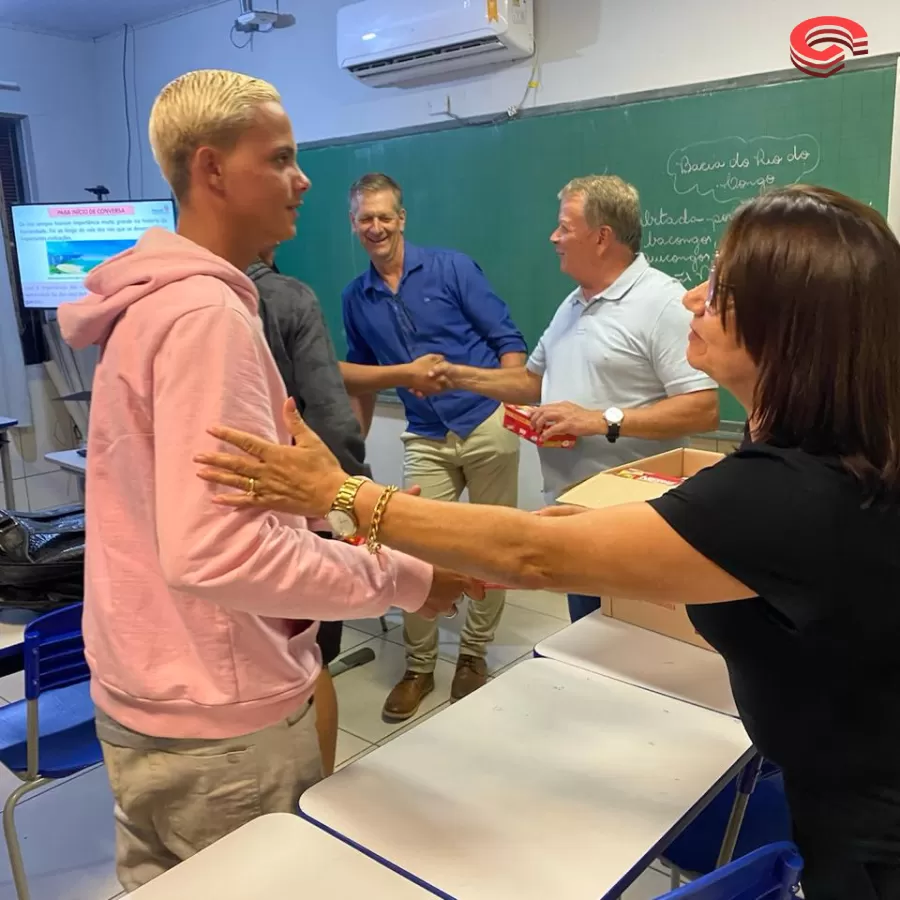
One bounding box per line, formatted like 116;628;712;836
337;0;534;87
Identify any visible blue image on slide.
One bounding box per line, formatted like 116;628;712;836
46;239;135;276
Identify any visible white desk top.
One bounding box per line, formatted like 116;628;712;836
301;658;752;900
129;813;433;899
44;449;86;475
535;612;738;718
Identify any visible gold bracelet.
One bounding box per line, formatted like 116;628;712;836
367;485;398;554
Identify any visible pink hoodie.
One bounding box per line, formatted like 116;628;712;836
58;228;432;739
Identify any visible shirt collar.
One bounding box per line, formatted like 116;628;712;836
569;252;650;306
363;241;424;295
246;260;273;282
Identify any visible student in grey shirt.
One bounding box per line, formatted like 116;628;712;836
430;175;719;622
248;248;370;775
249;254;370;478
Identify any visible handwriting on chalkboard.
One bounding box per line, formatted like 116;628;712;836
640;134;823;284
666;135;821;204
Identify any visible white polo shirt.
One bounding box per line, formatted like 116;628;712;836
526;253;717;500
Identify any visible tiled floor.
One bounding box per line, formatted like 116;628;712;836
0;590;672;899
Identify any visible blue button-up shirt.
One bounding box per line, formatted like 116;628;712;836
342;243;526;439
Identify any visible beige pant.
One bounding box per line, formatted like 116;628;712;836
401;405;519;672
101;702;322;892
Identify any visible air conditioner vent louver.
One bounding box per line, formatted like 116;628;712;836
337;0;534;87
349;36;503;77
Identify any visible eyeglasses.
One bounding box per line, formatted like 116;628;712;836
706;252;723;314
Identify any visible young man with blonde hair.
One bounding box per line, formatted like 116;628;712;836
58;70;476;890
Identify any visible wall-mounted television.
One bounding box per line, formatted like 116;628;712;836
10;199;177;309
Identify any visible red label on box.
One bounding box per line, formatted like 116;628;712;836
503;405;576;449
613;468;685;486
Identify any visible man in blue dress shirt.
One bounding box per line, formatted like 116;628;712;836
340;173;527;721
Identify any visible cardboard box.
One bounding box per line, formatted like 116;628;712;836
557;448;724;651
503;405;576;449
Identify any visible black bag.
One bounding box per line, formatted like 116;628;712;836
0;504;85;611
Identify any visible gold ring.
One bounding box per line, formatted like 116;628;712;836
247;477;257;496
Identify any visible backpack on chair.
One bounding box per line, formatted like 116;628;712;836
0;504;85;611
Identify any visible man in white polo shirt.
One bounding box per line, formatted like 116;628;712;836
429;175;719;621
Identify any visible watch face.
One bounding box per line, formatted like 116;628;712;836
605;407;624;425
327;509;357;539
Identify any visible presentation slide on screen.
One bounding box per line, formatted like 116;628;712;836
12;201;176;309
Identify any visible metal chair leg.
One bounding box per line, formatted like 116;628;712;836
716;753;763;867
379;616;388;633
328;646;376;678
670;864;681;889
3;777;52;900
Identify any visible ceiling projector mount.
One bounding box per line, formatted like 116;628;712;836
234;0;295;33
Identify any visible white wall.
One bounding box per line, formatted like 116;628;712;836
0;25;98;509
94;0;900;200
0;26;105;201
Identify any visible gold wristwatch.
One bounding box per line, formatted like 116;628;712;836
326;476;368;540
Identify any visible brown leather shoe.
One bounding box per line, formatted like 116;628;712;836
382;671;435;721
451;654;488;701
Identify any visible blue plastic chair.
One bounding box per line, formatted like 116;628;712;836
657;842;802;899
663;758;792;889
0;603;102;900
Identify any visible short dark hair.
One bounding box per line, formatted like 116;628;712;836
716;184;900;498
349;172;403;211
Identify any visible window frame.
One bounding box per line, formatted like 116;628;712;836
0;115;46;365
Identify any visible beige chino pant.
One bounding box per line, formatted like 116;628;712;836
101;701;322;891
401;405;519;672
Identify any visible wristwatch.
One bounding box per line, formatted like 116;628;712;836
326;476;368;540
603;407;624;443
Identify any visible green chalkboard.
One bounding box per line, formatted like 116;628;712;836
278;65;896;425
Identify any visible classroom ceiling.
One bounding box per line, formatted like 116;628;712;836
0;0;229;40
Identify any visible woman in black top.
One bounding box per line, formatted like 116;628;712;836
198;185;900;899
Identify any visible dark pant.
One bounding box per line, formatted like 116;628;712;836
312;532;344;665
785;773;900;899
567;593;601;623
316;619;344;666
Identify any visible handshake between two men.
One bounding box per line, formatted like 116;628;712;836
405;353;456;397
403;352;607;443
